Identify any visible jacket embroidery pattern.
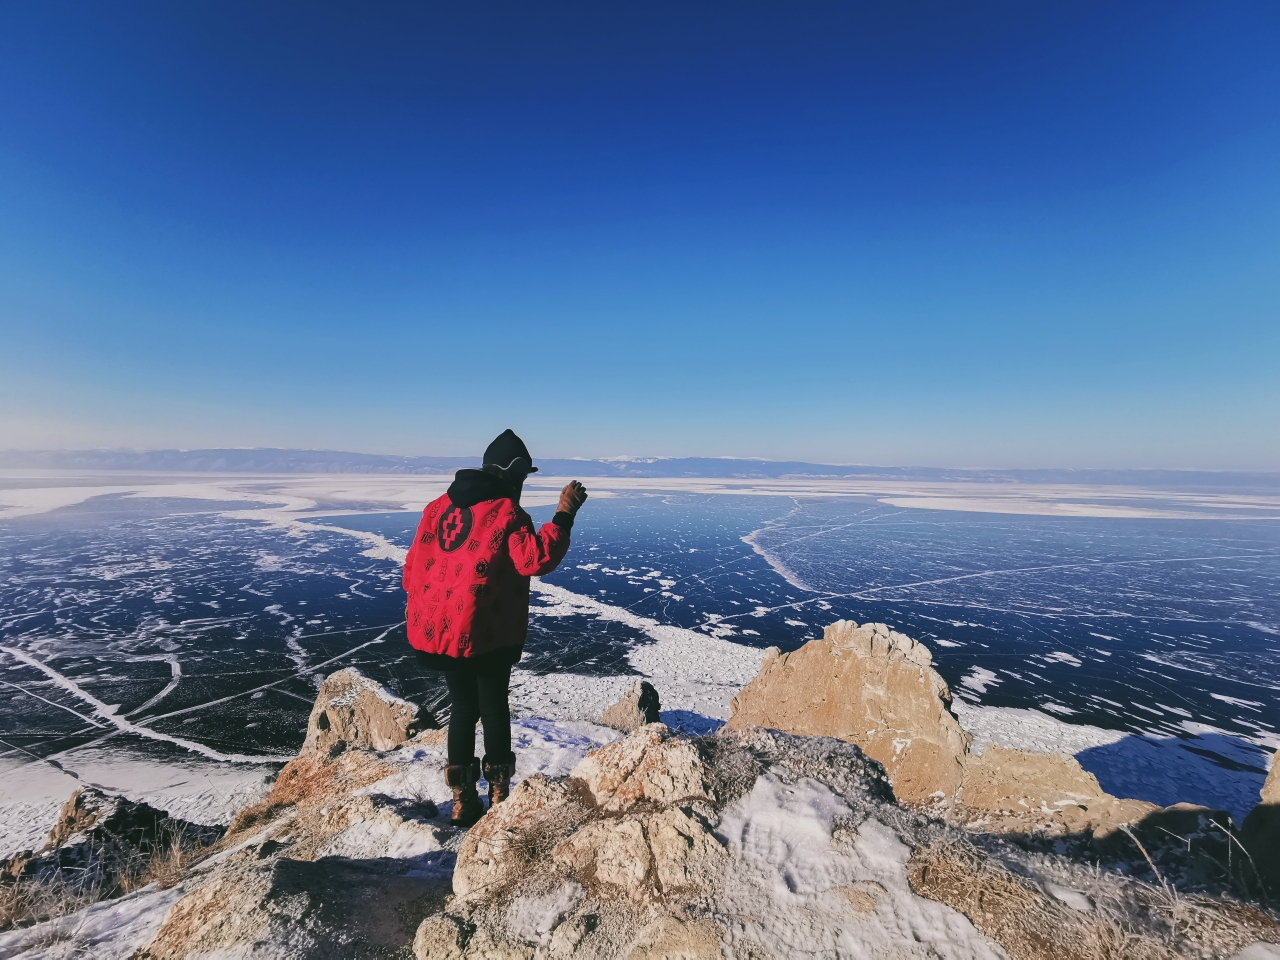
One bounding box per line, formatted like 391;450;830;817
403;493;570;658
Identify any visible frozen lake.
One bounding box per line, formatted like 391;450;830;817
0;472;1277;851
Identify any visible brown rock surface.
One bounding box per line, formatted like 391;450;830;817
301;667;428;755
453;775;586;899
726;620;971;804
569;723;715;812
1263;755;1280;805
623;915;723;959
956;745;1158;837
553;817;652;899
139;855;446;960
550;805;724;902
266;746;396;811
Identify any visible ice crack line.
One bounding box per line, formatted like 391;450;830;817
0;646;289;764
123;654;182;717
708;552;1278;623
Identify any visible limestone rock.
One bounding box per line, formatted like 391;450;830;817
601;680;662;732
264;746;396;813
550;804;723;902
301;667;428;755
570;723;715;812
957;745;1158;838
624;915;723;959
1262;753;1280;805
414;914;534;960
644;806;725;893
453;775;585;899
726;620;971;805
553;818;652;899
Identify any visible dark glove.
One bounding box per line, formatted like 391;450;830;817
557;481;588;516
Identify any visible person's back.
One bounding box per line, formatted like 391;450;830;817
402;429;586;826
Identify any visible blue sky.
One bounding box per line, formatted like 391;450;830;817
1;2;1277;468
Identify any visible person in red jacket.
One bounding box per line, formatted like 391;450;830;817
404;429;587;827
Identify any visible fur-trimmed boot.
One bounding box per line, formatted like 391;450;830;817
445;759;483;828
483;753;517;807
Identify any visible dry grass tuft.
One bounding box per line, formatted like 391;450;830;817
118;831;214;894
908;840;1174;960
225;800;287;839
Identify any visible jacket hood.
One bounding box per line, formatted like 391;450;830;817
447;468;520;508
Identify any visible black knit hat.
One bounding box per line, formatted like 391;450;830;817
482;429;538;474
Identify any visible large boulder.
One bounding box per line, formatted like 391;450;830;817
301;668;428;755
601;680;662;732
726;621;971;805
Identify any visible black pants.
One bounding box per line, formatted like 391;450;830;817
443;666;512;766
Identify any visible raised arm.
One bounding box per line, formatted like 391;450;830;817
506;481;587;577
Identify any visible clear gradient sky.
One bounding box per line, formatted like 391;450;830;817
1;2;1278;468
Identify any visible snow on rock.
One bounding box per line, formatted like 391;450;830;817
0;787;224;914
715;778;1004;958
15;663;1274;960
0;883;187;960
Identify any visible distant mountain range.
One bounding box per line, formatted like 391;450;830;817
2;448;1277;490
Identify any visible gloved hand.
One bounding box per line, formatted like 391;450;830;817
558;480;588;516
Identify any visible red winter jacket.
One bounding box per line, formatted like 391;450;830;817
403;490;570;658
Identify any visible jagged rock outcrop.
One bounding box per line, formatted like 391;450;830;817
600;680;661;732
955;744;1159;837
1242;753;1280;894
412;722;1279;959
725;621;1180;845
35;662;1273;960
301;667;430;755
726;620;972;804
449;727;726;908
136;728;452;959
570;723;715;812
0;787;223;923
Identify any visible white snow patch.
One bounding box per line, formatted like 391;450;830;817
1044;651;1082;667
960;666;1001;695
508;882;585;946
1211;693;1263;710
713;774;1003;958
0;883;186;959
1040;702;1077;716
317;817;445;860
